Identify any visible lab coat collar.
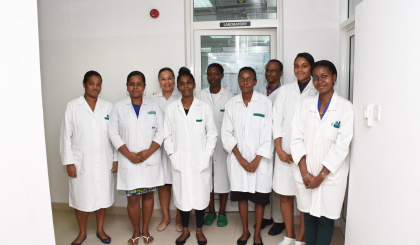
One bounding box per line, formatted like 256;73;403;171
124;97;150;106
203;86;226;104
235;91;259;103
292;78;315;93
77;95;102;115
309;91;338;113
156;89;180;99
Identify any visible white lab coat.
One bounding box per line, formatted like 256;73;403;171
164;97;218;211
221;92;274;193
259;82;280;104
197;87;234;193
272;80;318;195
290;92;353;219
60;96;116;212
108;98;164;190
150;90;181;184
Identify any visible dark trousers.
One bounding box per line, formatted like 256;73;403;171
180;209;206;228
304;213;335;245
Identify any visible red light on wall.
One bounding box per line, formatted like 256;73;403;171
150;9;159;18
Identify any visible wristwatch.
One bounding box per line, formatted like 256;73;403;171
321;172;328;179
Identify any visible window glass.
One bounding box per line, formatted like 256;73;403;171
194;0;277;22
200;35;271;94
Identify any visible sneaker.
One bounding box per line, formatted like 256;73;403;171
217;214;228;227
204;213;217;226
277;236;296;245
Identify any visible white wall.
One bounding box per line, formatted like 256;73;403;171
0;1;55;244
283;0;340;85
39;0;340;209
345;0;420;244
38;0;185;207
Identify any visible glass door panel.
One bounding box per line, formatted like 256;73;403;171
194;29;276;95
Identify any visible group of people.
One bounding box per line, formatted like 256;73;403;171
60;52;354;245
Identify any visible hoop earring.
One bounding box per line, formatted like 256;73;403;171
126;91;129;96
143;90;146;97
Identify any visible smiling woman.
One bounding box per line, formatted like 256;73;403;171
221;67;274;245
164;67;218;245
291;60;354;245
108;71;164;245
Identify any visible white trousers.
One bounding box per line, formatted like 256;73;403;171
263;191;284;223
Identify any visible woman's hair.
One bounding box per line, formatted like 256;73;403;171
238;66;257;79
177;67;195;85
207;63;224;74
294;52;315;67
83;70;102;84
267;59;283;72
127;71;146;84
311;60;337;76
158;67;175;78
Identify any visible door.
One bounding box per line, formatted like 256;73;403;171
193;28;277;212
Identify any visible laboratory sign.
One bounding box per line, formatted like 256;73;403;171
220;21;251;27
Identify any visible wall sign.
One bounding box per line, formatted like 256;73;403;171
220;21;251;27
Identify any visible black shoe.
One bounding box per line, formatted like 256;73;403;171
237;232;251;245
196;232;207;245
253;242;264;245
175;232;190;245
268;222;285;236
254;218;273;229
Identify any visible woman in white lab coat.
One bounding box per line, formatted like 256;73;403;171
164;67;217;245
60;70;117;245
197;63;234;228
291;60;353;245
150;67;183;232
221;67;273;245
108;71;164;245
273;52;318;245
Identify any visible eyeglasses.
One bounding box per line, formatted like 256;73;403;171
238;78;255;83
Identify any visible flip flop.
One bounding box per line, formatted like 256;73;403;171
142;235;154;244
128;236;140;245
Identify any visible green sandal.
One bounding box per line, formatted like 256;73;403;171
204;213;217;226
217;214;228;227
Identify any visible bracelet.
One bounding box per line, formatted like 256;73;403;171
302;173;310;179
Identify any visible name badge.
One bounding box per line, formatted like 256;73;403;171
253;113;265;118
104;115;109;120
196;119;203;122
332;121;341;128
220;109;225;112
148;111;156;115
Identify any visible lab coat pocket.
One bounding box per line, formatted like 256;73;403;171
144;150;160;166
193;119;205;133
169;152;181;172
252;114;265;129
199;151;211;172
293;166;304;185
107;150;114;170
325;126;339;141
257;159;268;175
73;152;83;174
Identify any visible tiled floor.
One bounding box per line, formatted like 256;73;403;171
53;210;344;245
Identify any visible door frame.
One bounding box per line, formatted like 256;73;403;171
185;0;283;77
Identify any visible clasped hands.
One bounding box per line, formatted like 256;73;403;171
238;156;261;173
302;172;323;189
126;149;152;164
